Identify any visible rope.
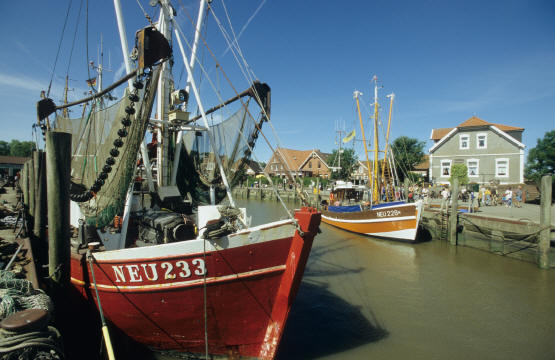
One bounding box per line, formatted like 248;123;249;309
0;327;64;359
47;0;73;97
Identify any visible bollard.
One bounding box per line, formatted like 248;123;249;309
46;132;72;286
33;150;47;241
538;175;552;269
449;178;459;245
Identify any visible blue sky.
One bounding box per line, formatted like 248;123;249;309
0;0;554;163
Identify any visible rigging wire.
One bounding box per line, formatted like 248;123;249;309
178;7;306;199
47;0;73;98
204;4;309;197
65;0;84;78
135;0;154;26
85;0;96;94
171;8;301;221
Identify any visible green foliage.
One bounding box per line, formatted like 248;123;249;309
0;141;9;156
525;130;555;184
391;136;425;182
405;172;422;184
9;140;35;157
0;140;35;157
327;148;358;180
449;163;469;185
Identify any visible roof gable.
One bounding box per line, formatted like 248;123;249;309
298;149;331;170
430;116;525;152
431;116;524;141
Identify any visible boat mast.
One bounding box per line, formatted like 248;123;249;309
156;7;172;187
381;92;394;198
63;76;69;117
171;0;208;186
354;90;373;191
371;75;380;202
162;1;241;212
113;0;155;193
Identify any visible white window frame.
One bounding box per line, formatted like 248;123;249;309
476;133;487;149
459;134;470;150
440;160;452;177
467;159;479;178
495;158;509;178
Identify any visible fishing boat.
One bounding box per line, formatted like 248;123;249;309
321;76;422;241
36;1;320;358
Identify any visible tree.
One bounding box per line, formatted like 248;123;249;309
327;148;358;180
449;163;469;185
9;140;35;157
525;130;555;183
0;141;9;156
391;136;425;182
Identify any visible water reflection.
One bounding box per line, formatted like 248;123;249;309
239;199;555;360
277;280;388;360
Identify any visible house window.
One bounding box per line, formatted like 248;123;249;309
309;162;312;168
467;159;479;177
441;160;451;177
459;134;469;150
318;162;321;168
476;133;487;149
496;158;509;177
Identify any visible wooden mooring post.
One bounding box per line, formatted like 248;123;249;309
449;178;459;245
46;132;72;286
28;153;36;229
538;175;552;269
22;161;29;208
33;150;47;241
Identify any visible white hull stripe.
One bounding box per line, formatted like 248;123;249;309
322;215;416;224
71;264;287;292
365;228;418;241
93;220;296;262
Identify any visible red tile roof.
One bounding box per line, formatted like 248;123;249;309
430;116;523;140
413;155;429;170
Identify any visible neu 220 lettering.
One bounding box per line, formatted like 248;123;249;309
112;259;206;283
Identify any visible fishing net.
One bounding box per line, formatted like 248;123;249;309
177;103;259;205
0;271;52;320
53;68;161;227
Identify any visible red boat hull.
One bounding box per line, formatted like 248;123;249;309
69;207;320;359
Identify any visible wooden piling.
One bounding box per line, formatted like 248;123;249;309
33;150;47;241
449;178;459;245
28;152;36;230
22;162;29;207
538;175;552;269
46;132;72;286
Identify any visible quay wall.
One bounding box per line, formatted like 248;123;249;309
421;208;555;267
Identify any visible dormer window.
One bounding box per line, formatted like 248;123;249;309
459;134;469;150
477;133;487;149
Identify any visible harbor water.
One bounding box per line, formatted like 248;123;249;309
234;199;555;360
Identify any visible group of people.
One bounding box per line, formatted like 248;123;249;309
436;184;524;210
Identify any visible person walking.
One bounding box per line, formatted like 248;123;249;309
515;186;523;208
485;188;491;206
504;188;513;208
440;186;450;212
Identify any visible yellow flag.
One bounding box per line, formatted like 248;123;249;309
342;129;356;143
